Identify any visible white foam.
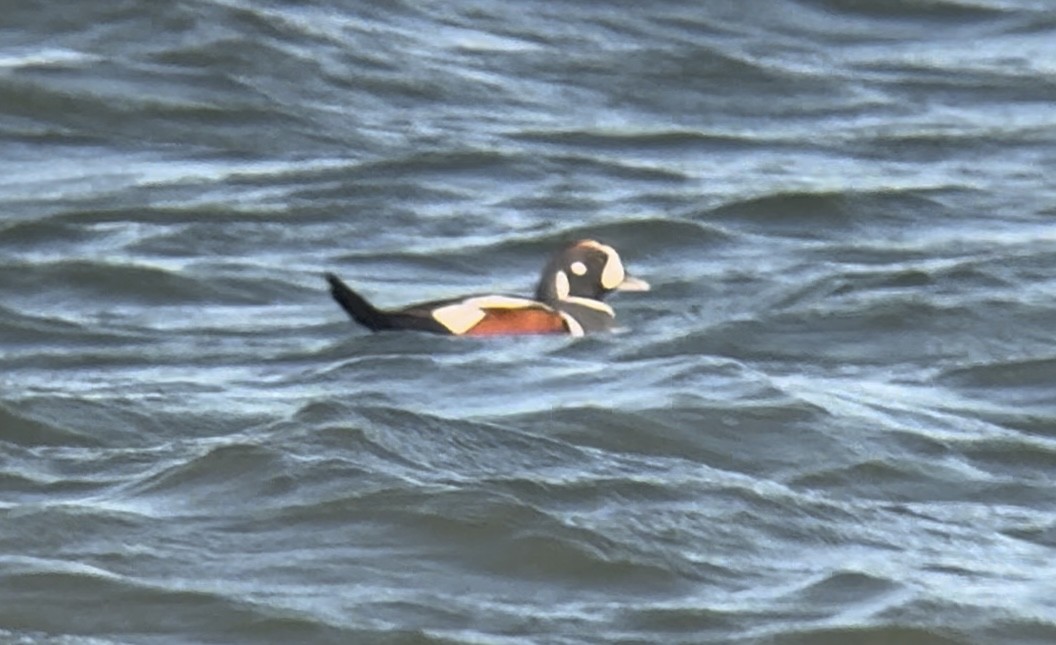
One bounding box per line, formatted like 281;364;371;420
0;48;100;69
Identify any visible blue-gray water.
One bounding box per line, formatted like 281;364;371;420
2;1;1056;643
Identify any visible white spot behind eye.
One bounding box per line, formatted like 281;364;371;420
554;270;570;299
570;261;588;276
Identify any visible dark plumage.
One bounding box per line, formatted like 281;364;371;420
325;239;648;336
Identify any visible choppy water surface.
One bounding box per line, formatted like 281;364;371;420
2;1;1056;643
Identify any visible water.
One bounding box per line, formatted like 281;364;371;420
2;0;1056;643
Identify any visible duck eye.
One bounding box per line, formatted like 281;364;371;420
569;261;588;276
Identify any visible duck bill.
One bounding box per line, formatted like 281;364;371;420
616;275;650;292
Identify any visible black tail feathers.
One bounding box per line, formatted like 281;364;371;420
325;273;392;331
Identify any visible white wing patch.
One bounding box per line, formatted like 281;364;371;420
431;303;486;334
431;296;547;335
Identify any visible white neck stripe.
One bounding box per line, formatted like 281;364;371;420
561;296;614;316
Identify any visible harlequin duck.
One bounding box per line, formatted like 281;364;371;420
325;239;649;337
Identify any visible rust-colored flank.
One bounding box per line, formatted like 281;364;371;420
463;307;568;336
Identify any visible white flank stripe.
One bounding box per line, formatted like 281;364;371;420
463;295;541;309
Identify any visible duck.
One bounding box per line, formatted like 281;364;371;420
325;239;648;336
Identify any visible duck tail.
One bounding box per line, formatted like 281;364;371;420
324;273;392;331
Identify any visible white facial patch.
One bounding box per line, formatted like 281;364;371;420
554;270;570;300
431;296;542;335
598;244;626;290
570;261;588;276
